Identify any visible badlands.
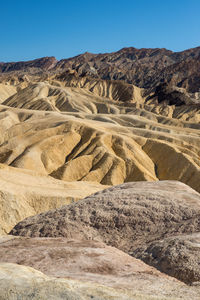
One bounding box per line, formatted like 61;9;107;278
0;47;200;299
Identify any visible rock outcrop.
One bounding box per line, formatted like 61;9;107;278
147;82;197;106
0;237;200;300
134;232;200;284
0;236;180;288
10;181;200;253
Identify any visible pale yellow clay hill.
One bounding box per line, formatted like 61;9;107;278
0;164;107;235
0;97;199;191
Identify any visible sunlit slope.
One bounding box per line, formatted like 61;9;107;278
0;102;199;192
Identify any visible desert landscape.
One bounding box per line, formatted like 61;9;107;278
0;46;200;299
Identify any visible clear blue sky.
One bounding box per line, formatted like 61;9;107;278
1;0;200;62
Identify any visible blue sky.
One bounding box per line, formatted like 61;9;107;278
1;0;200;62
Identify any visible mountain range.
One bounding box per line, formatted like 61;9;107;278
1;46;200;92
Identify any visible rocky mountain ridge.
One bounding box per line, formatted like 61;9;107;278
0;46;200;92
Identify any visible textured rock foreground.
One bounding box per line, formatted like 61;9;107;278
10;181;200;254
134;233;200;284
0;238;200;300
0;263;138;300
0;236;182;289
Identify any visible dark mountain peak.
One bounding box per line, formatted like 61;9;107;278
28;56;58;69
0;56;57;73
117;46;173;56
176;46;200;55
116;47;137;53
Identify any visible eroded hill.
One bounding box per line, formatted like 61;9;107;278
0;78;199;193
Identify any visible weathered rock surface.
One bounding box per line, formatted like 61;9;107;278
0;56;57;73
147;82;197;106
55;70;144;103
0;164;106;235
0;236;180;288
0;263;143;300
10;181;200;254
133;232;200;284
53;46;200;92
0;263;82;300
0;238;200;300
